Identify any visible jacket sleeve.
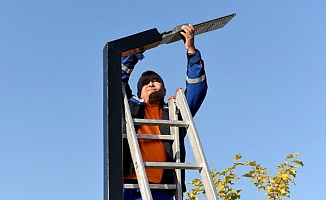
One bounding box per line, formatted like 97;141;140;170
121;53;144;98
185;50;208;117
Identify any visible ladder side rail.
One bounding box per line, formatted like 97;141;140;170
122;85;153;200
168;97;183;200
175;89;218;200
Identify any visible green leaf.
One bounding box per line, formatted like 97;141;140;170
286;154;295;159
277;162;288;169
292;160;304;167
242;173;253;178
286;152;300;159
234;154;242;161
247;161;256;166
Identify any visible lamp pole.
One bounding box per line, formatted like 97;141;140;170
103;28;162;200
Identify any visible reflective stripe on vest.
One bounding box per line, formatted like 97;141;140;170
121;64;133;74
186;74;206;84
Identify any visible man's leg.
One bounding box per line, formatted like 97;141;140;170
123;188;142;200
151;190;174;200
124;180;174;200
124;189;174;200
124;180;142;200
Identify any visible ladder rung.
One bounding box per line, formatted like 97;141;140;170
133;118;188;127
124;183;176;190
123;134;174;140
145;162;202;170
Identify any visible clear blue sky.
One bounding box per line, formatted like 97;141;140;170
1;1;325;199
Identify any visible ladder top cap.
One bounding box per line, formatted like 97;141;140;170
168;88;183;100
175;88;182;94
168;96;176;101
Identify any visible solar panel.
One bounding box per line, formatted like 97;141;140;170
160;13;236;45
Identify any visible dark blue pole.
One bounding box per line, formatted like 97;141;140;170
103;28;162;200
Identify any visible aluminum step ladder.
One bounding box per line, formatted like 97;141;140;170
122;85;218;200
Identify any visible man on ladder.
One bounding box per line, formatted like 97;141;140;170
121;24;208;200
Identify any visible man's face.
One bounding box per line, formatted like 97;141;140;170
140;74;166;103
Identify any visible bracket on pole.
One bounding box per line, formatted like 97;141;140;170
103;13;235;200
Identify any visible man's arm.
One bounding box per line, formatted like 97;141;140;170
185;51;207;116
180;24;196;54
121;53;144;98
181;25;208;116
